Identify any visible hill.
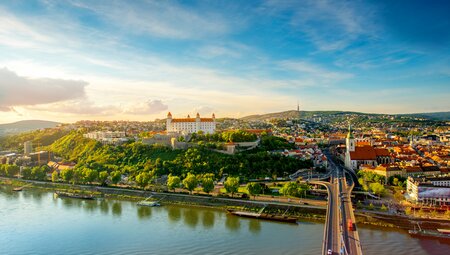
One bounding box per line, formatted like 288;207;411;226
240;110;363;121
0;120;60;136
401;111;450;121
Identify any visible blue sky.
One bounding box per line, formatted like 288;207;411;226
0;0;449;123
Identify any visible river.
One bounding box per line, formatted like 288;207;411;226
0;187;448;255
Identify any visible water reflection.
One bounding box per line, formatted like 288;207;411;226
99;200;109;215
167;206;181;223
248;219;261;234
202;211;215;229
84;200;96;213
112;202;122;217
225;215;240;232
183;208;199;228
137;206;152;220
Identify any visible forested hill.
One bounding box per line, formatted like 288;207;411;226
240;110;360;121
48;131;312;181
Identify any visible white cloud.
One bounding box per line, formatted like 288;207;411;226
0;68;87;111
28;99;117;115
68;0;232;40
124;99;169;115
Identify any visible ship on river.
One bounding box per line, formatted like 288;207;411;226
408;223;450;242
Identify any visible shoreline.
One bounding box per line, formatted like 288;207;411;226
2;177;449;231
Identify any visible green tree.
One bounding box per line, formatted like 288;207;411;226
135;172;150;189
246;182;262;198
224;177;240;197
280;182;299;197
83;168;98;184
167;174;181;191
202;177;215;194
51;171;59;182
32;166;47;180
60;169;74;183
405;207;412;215
21;167;32;179
369;182;385;197
110;171;122;184
98;171;109;185
381;204;388;211
182;173;198;194
368;203;374;210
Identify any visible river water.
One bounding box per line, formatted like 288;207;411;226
0;187;448;255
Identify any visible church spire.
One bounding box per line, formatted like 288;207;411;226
347;124;354;139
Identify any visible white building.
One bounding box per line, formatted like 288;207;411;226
83;131;128;145
166;112;216;134
24;141;33;155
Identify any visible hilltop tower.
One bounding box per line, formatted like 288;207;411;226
166;112;172;132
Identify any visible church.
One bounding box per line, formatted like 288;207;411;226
166;112;216;134
344;126;392;170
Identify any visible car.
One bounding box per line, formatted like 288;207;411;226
327;249;332;254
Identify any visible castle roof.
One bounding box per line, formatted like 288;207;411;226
171;118;214;123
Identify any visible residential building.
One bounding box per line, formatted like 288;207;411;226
407;176;450;206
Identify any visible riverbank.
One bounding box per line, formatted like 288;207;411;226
3;177;449;230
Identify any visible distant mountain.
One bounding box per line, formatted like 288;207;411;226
240;110;363;121
0;120;60;136
401;111;450;121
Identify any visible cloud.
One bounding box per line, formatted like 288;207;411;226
0;68;87;111
27;99;117;115
278;60;353;83
262;0;376;51
69;0;232;40
124;99;168;115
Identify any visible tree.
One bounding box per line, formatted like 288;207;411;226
135;172;150;189
83;168;98;184
51;171;59;182
368;203;374;210
381;204;388;211
405;207;412;215
246;182;262;198
110;171;122;184
32;166;47;181
21;167;32;179
182;173;198;194
202;177;214;194
98;171;109;185
224;177;240;197
60;169;74;183
167;174;181;191
369;182;385;197
280;182;299;197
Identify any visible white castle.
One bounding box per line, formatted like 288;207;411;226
166;112;216;134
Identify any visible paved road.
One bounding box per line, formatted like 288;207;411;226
314;150;363;255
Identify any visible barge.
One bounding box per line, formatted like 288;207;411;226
226;209;297;223
54;191;96;200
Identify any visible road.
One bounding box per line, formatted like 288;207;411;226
313;150;363;255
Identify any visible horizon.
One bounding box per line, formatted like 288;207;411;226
1;109;449;125
0;1;449;123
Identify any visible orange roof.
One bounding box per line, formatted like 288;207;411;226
356;141;371;146
374;148;390;157
350;146;377;160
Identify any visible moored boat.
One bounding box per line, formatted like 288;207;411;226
226;209;297;223
54;191;95;200
409;224;450;241
137;201;161;207
13;187;23;191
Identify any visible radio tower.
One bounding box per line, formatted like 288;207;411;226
297;100;301;120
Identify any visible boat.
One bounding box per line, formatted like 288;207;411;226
137;201;161;207
54;191;95;200
226;209;297;223
408;223;450;241
13;187;23;191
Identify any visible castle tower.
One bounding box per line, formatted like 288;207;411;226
195;113;201;133
166;112;172;132
212;113;215;121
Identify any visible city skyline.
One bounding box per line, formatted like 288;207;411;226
0;0;449;123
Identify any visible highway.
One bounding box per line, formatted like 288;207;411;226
313;150;363;255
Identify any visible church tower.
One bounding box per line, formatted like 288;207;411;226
346;125;355;152
345;125;355;169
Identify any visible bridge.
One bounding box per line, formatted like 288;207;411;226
311;152;363;255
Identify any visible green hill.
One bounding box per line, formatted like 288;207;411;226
0;120;60;136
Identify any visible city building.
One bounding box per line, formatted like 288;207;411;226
407;176;450;206
166;112;216;134
24;141;33;155
83;131;129;145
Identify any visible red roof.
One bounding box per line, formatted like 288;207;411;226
374;148;390;157
350;146;377;160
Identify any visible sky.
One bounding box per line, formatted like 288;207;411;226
0;0;449;123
